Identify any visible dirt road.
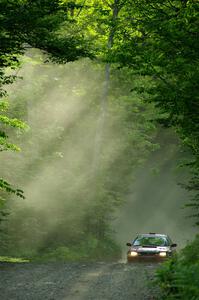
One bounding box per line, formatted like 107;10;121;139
0;262;159;300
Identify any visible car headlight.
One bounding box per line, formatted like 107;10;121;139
159;252;167;257
130;251;138;257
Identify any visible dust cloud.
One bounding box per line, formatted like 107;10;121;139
0;50;196;257
113;130;197;258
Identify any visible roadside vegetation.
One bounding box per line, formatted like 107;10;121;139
0;256;29;263
156;235;199;299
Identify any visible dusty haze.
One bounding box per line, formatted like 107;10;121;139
113;135;197;259
0;50;196;258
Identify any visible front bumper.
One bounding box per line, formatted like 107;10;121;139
127;252;170;262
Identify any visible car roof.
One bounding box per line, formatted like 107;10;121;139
137;233;168;238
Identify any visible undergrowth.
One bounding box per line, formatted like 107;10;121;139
155;235;199;300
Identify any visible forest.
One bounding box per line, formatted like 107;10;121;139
0;1;199;299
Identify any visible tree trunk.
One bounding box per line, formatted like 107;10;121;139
92;0;120;172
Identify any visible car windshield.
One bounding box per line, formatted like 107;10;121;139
133;236;169;246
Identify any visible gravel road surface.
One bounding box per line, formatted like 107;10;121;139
0;262;159;300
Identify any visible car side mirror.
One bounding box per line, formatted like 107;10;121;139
171;243;177;247
126;243;131;247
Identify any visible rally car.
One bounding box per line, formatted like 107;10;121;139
126;233;177;262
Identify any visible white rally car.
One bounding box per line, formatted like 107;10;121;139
126;233;177;262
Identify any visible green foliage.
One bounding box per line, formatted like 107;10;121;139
106;0;199;224
0;115;26;129
0;179;24;199
31;237;121;262
0;178;25;223
157;262;199;300
181;234;199;265
0;0;90;71
0;102;28;152
0;99;26;220
0;100;27;151
156;235;199;299
0;256;29;263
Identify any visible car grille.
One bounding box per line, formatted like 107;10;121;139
139;252;157;256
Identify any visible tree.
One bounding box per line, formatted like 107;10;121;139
0;0;91;212
105;0;199;223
